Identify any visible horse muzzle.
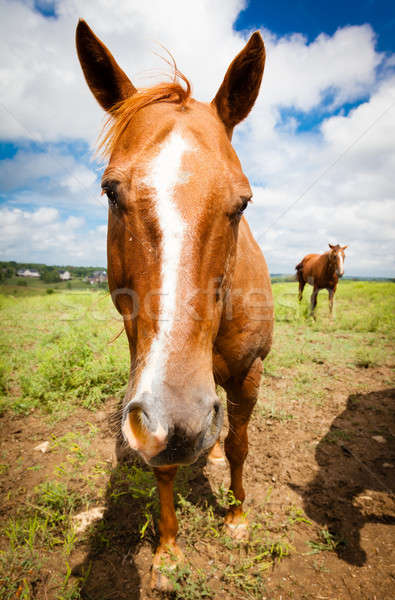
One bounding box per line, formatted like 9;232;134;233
147;416;222;466
122;394;223;466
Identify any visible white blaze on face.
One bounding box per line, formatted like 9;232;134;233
337;253;344;275
136;129;191;398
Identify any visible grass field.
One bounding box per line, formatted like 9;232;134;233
0;281;394;599
0;277;104;297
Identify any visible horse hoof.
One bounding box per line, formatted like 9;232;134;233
225;520;249;540
151;567;174;592
207;454;226;466
207;441;226;465
151;544;183;591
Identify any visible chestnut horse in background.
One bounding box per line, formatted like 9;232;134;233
76;20;273;590
296;244;348;316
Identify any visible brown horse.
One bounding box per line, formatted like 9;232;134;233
296;244;348;316
76;20;273;590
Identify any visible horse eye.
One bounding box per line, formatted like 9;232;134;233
104;188;118;208
238;197;250;215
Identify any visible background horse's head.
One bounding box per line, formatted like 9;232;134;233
76;21;265;466
328;243;347;277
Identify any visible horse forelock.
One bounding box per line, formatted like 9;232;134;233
98;75;191;158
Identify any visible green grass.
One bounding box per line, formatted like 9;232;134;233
0;281;394;598
0;282;393;421
0;480;87;599
160;564;216;600
0;276;103;297
258;283;394;441
0;291;129;418
263;281;394;391
162;488;295;599
274;280;394;333
307;528;345;554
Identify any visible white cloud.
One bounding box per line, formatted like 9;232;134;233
60;166;97;193
260;25;382;112
0;1;382;143
0;0;246;142
0;206;106;265
240;74;395;276
0;0;394;275
30;206;59;224
0;147;96;190
0;146;106;219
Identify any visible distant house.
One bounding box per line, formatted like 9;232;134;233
59;270;72;281
16;268;40;278
87;270;107;285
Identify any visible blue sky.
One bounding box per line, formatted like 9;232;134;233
236;0;395;53
0;0;394;275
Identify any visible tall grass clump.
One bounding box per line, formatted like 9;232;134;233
19;325;128;412
0;291;129;417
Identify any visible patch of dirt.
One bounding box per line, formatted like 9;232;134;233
1;367;394;599
247;378;395;600
0;406;114;511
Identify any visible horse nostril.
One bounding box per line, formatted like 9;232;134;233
211;400;223;430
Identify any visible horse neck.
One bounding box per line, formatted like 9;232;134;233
324;253;337;279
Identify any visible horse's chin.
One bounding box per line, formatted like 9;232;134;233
142;432;221;468
145;450;200;468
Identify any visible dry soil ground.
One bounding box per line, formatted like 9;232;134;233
0;282;394;599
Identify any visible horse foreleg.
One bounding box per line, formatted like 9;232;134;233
151;465;182;591
310;287;318;317
224;358;261;539
328;288;335;316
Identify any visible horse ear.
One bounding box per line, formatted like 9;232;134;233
328;243;335;249
76;19;136;112
342;245;348;250
212;32;265;137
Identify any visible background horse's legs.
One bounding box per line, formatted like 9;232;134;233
328;288;335;315
297;273;305;301
223;357;262;538
328;285;337;315
151;465;181;590
310;286;319;317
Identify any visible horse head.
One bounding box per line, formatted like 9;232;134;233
329;243;347;278
76;20;265;467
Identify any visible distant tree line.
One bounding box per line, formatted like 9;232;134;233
0;261;392;284
0;261;106;282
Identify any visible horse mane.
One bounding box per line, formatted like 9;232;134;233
98;68;191;157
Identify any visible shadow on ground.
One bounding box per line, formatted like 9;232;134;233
72;431;224;599
294;388;395;566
